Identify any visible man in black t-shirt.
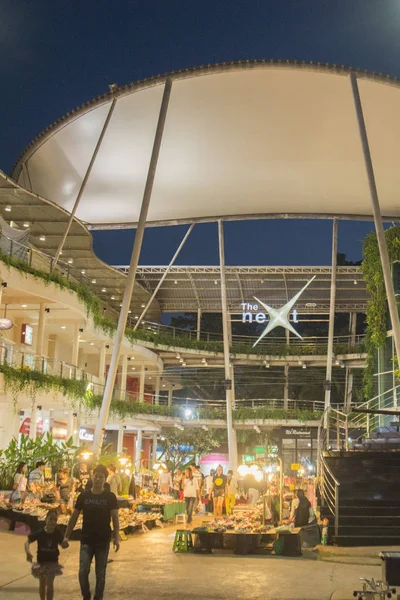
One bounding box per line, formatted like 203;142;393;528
63;464;119;600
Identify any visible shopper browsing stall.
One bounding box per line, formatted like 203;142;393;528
57;469;75;515
203;469;215;515
225;469;237;516
209;465;226;518
11;462;27;503
182;467;198;525
107;464;122;496
158;468;173;495
172;469;182;500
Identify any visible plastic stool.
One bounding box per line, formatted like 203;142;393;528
173;530;193;553
175;513;186;525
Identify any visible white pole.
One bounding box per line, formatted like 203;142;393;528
53;96;118;269
136;429;143;471
324;218;338;413
92;79;172;456
218;220;237;472
35;303;46;371
117;425;124;455
154;374;160;406
139;364;145;403
350;73;400;365
197;308;201;341
134;223;194;330
120;354;128;400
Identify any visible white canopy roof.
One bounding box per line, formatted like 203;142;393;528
13;60;400;227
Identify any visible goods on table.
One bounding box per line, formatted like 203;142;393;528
193;508;274;534
138;490;181;505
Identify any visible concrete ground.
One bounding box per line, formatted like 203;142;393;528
0;520;390;600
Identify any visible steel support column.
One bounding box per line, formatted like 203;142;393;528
52;96;118;269
71;325;80;368
324;218;338;414
35;303;46;371
117;425;124;455
218;220;238;472
154;374;160;406
93;79;172;456
139;364;145;403
350;73;400;365
120;354;128;400
134;223;194;330
136;429;143;471
168;388;173;407
197;308;201;341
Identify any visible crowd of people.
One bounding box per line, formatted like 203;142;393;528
157;464;238;524
10;460;125;511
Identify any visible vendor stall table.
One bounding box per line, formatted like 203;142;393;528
192;527;302;556
137;501;186;521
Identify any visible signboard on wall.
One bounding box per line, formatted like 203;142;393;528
19;417;43;435
21;324;33;346
281;427;316;439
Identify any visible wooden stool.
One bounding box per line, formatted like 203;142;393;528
173;530;193;553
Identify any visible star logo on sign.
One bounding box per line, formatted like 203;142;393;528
252;276;316;347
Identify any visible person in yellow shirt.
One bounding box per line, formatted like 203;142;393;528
225;470;237;516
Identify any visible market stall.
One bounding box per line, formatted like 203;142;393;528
191;507;302;556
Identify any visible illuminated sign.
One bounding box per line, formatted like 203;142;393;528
79;427;94;442
241;276;316;347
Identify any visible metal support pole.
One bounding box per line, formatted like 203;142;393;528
35;303;46;371
350;312;357;346
120;354;128;400
52;97;118;270
134;223;194;329
93;80;172;456
284;365;289;410
117;425;124;455
136;429;143;471
139;364;145;403
152;433;158;462
350;73;400;365
154;374;160;406
98;342;107;384
324;218;338;415
218;220;238;472
71;325;80;368
29;405;38;440
197;308;201;341
168;388;173;407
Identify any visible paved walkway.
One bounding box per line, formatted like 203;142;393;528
0;525;385;600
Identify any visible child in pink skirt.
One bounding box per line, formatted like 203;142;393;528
25;509;68;600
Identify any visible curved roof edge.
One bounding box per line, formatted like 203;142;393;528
11;58;400;180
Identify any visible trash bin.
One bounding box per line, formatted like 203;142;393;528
380;551;400;586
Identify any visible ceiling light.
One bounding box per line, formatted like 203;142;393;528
90;342;94;346
91;279;96;284
111;296;115;300
176;354;180;359
141;303;146;308
5;206;11;212
23;222;29;228
174;280;178;285
148;376;152;380
81;270;86;275
131;366;136;370
39;236;46;241
354;280;358;285
61;325;66;329
21;304;27;308
179;358;184;363
120;304;123;307
302;363;307;369
182;362;186;367
131;356;135;360
67;259;73;264
214;280;218;285
162;384;166;388
134;315;139;319
101;288;106;292
305;302;316;308
128;310;132;313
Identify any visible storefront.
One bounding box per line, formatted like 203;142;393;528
278;427;318;476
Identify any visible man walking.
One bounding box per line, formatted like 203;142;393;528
63;464;119;600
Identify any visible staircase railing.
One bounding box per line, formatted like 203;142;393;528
349;383;400;438
317;406;347;537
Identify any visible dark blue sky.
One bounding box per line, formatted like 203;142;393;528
2;0;399;266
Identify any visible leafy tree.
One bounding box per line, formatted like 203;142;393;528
157;427;222;471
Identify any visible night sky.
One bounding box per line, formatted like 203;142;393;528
2;0;400;267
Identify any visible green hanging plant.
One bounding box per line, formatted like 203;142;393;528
362;227;400;397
